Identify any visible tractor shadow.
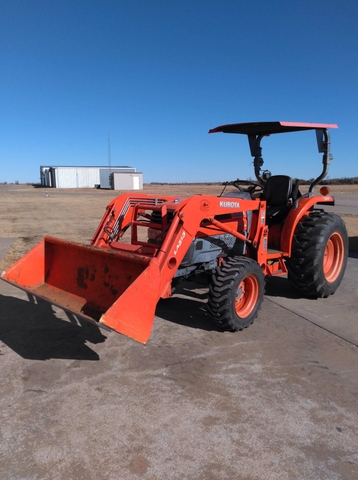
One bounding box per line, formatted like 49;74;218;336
0;293;107;361
156;275;303;331
157;275;304;332
264;276;302;299
265;249;358;298
348;236;358;257
156;280;218;332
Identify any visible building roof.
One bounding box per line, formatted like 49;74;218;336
40;165;134;169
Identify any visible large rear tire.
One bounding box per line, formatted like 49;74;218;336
207;257;265;331
287;211;348;298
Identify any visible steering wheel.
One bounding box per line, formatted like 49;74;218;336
231;179;264;194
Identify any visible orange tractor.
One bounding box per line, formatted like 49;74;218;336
1;122;348;343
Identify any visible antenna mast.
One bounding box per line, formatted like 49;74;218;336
108;133;112;188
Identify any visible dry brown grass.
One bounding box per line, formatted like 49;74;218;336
1;183;357;271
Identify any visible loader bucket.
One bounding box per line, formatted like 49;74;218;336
1;236;161;343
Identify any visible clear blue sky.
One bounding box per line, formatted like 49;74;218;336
1;0;357;184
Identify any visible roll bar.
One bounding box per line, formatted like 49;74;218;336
209;121;338;192
248;128;333;191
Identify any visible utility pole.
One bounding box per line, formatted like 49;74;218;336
108;133;112;188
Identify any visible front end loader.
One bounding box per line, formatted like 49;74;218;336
1;122;348;343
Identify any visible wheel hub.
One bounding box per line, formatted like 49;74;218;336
323;232;344;283
235;276;259;317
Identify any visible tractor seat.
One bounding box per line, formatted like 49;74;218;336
262;175;293;224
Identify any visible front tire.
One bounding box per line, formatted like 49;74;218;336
287;211;348;298
208;257;265;331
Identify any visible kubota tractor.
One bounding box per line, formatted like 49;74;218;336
1;122;348;343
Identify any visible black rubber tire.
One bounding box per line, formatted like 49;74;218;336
207;256;265;331
287;211;348;298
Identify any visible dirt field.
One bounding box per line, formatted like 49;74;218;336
0;183;357;272
1;183;358;480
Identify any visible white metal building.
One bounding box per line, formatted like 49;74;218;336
112;172;143;190
40;166;137;189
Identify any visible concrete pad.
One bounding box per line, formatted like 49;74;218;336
265;257;358;346
0;237;16;262
0;265;358;479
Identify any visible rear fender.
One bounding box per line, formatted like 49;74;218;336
280;195;334;255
